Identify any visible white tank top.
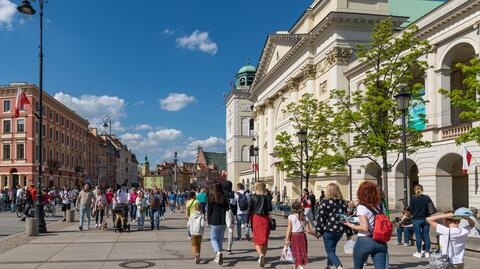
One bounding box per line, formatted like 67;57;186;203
289;214;305;233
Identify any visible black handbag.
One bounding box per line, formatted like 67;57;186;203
269;218;277;231
427;195;437;216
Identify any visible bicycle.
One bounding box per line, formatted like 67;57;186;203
44;202;56;217
16;201;25;218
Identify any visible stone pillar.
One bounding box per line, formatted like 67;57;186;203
7;174;12;189
267;102;275;177
257;107;266;179
66;209;75;222
435;68;452;128
425;51;438;128
25;218;39;236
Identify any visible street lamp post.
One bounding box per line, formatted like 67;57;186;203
394;84;411;207
17;0;47;233
103;116;112;136
253;146;259;182
296;129;307;194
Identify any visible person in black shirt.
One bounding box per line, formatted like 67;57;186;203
409;184;432;258
248;182;272;268
207;183;228;265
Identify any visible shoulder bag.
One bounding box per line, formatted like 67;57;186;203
427;195;438;216
429;230;453;269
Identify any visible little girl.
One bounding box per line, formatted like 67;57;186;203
135;191;147;231
285;200;319;269
187;203;207;264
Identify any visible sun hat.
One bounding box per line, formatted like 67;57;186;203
454;207;474;217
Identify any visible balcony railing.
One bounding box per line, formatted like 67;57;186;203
440;123;472;140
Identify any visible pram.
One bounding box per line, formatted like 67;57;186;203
113;203;130;232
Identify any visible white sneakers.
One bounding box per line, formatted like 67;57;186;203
258;254;266;267
214;251;223;265
415;251;430;258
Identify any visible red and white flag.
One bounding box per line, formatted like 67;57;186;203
462;147;472;175
221;170;228;177
15;87;31;118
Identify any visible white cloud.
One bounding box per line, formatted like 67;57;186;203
163;28;174;35
133;100;144;106
120;129;182;157
134;124;153;131
179;136;225;160
176;30;218;55
159;93;197;111
53;92;126;133
0;0;16;30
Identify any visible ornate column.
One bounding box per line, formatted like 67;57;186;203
425;47;438;128
435;68;452;128
257;105;266;179
266;99;275;177
302;64;316;95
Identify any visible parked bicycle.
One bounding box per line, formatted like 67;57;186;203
44;202;56;217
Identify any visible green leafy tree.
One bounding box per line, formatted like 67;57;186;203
274;93;350;194
439;58;480;144
331;19;432;201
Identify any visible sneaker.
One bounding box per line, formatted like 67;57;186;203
95;224;98;229
214;252;220;264
79;226;83;231
259;254;266;267
413;252;424;258
424;252;430;258
403;243;410;247
62;218;66;222
395;242;402;246
226;249;232;254
195;254;200;264
218;251;223;265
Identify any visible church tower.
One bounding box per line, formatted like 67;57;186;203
225;63;256;186
141;155;151;177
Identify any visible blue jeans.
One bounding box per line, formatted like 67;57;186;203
130;204;137;220
79;205;91;229
323;231;344;267
397;226;413;244
353;236;388;269
210;225;226;253
159;206;165;217
236;214;249;239
150;209;160;229
137;211;145;230
412;220;430;252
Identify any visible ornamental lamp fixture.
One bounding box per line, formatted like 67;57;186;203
394;84;411;112
296;129;307;143
17;0;36;15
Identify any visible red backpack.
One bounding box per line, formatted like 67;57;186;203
367;205;393;243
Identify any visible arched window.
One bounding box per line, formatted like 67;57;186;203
239;77;246;86
242;118;250;136
242;146;250;162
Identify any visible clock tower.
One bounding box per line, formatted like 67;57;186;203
225;63;256;187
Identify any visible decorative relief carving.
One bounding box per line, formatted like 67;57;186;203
319;81;327;95
302;64;316;80
326;47;353;66
316;58;329;75
286;77;300;91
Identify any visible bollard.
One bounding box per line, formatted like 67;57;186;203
25;218;39;236
66;209;75;222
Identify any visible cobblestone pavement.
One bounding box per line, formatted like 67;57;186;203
0;212;478;269
0;206;63;238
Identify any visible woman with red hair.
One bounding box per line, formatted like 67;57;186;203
345;181;388;269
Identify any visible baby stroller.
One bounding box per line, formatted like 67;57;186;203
113;203;130;232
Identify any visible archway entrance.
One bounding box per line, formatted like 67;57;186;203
436;153;468;210
395;159;419;205
364;162;382;186
441;42;477;126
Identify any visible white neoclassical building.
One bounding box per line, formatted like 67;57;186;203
231;0;480;210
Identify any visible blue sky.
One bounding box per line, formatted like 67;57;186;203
0;0;309;164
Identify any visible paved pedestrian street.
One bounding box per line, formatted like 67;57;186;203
0;212;478;269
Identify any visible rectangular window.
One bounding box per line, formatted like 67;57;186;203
49;110;52;120
3;100;10;112
62;153;65;166
3;144;10;160
16;119;25;132
35;145;39;161
55;151;59;162
61;133;64;144
55;113;58;123
42;125;46;137
16;144;25;159
49;149;53;162
3;120;11;133
35;121;39;134
49;127;53;139
61;116;64;126
55;130;59;142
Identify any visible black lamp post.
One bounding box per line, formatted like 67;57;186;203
17;0;47;233
296;129;307;194
103;115;112;136
394;84;411;207
253;146;259;182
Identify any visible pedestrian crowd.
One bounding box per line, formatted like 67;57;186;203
4;180;480;269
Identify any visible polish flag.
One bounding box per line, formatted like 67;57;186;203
15;87;31;118
462;147;472;175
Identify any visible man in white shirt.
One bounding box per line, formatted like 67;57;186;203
234;183;251;241
115;185;129;222
59;185;72;222
427;211;475;268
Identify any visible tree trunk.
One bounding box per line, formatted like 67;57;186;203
382;154;389;210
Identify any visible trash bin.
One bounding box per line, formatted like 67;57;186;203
26;218;39;236
66;209;75;222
